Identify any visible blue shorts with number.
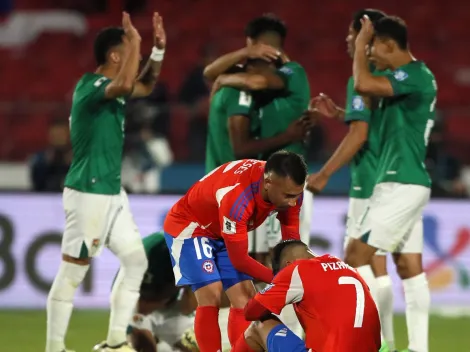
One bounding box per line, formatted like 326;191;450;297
267;324;308;352
164;232;252;292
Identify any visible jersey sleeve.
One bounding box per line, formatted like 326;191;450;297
224;87;253;118
344;77;372;124
276;193;302;241
385;65;423;96
254;263;304;314
75;75;112;105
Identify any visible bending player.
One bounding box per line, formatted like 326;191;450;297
307;9;397;350
46;12;166;352
231;240;381;352
346;16;436;352
164;151;308;352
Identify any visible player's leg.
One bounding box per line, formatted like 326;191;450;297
372;253;396;352
46;188;112;352
393;217;429;352
104;190;148;350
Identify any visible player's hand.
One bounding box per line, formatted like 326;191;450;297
306;172;329;194
122;12;141;42
310;94;342;119
245;44;281;62
286;118;312;142
356;15;374;47
152;12;166;49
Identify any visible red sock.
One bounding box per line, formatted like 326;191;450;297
228;308;252;347
195;306;221;352
231;334;256;352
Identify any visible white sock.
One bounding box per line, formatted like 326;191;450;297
107;251;147;347
46;261;89;352
218;307;230;348
280;304;303;338
356;265;378;307
377;275;395;351
403;273;430;352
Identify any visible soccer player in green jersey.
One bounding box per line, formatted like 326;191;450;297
349;16;436;352
308;9;398;351
46;12;166;352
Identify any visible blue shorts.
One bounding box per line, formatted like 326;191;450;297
164;232;252;292
267;324;308;352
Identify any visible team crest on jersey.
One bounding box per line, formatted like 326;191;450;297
222;216;236;235
352;96;365;111
202;260;214;273
393;69;408;81
260;283;275;294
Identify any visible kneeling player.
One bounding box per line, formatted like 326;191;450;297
233;240;381;352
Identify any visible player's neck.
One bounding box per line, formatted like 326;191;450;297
260;178;271;203
390;50;415;70
95;65;118;80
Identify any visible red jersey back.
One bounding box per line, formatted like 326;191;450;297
164;159;301;242
254;255;381;352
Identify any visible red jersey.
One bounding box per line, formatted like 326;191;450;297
164;160;302;283
251;255;381;352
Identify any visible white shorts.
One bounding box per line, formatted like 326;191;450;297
130;307;194;347
62;187;142;258
356;182;429;253
248;190;313;253
344;198;386;256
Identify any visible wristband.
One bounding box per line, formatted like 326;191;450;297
150;46;165;61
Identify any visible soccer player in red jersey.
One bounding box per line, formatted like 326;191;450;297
163;151;307;352
232;240;381;352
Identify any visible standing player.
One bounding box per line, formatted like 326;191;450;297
307;9;397;351
164;151;307;352
205;15;312;337
231;240;381;352
46;12;166;352
346;16;436;352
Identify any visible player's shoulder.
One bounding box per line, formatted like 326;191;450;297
393;61;434;81
279;61;305;76
74;73;108;95
216;160;264;202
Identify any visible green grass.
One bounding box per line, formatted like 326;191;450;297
1;310;468;351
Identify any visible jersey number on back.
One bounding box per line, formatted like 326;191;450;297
338;276;365;328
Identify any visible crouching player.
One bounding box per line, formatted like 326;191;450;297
96;232;200;352
232;240;381;352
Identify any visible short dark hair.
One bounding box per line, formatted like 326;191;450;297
352;9;386;33
271;240;307;274
245;14;287;43
374;16;408;50
265;151;308;186
246;57;283;69
94;27;125;66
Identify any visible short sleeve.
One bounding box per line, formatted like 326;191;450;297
276;194;302;240
224;88;253;118
75;75;112;105
344;77;371;124
385;65;422;96
254;264;304;314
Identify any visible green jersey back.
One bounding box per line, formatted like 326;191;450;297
64;73;125;195
141;232;175;293
344;75;382;199
257;61;311;159
376;61;437;186
205;87;257;173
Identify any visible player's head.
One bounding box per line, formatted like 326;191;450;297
370;16;409;69
347;9;386;58
245;57;283;74
264;151;307;210
271;240;314;274
245;14;287;49
94;27;127;67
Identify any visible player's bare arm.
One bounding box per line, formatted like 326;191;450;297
104;12;141;99
203;44;280;81
132;12;166;98
216;71;285;91
228;115;309;159
353;16;393;96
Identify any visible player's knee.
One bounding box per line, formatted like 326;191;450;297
244;322;262;345
194;281;224;307
344;239;375;267
393;253;423;279
119;249;148;283
49;261;89;301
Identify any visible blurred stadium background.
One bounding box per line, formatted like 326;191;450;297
0;0;468;351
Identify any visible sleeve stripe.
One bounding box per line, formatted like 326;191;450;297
229;180;261;221
229;185;252;219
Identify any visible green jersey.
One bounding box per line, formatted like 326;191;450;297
344;75;382;199
205;87;257;173
257;61;311;159
140;232;175;293
376;61;437;186
64;73;125;195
